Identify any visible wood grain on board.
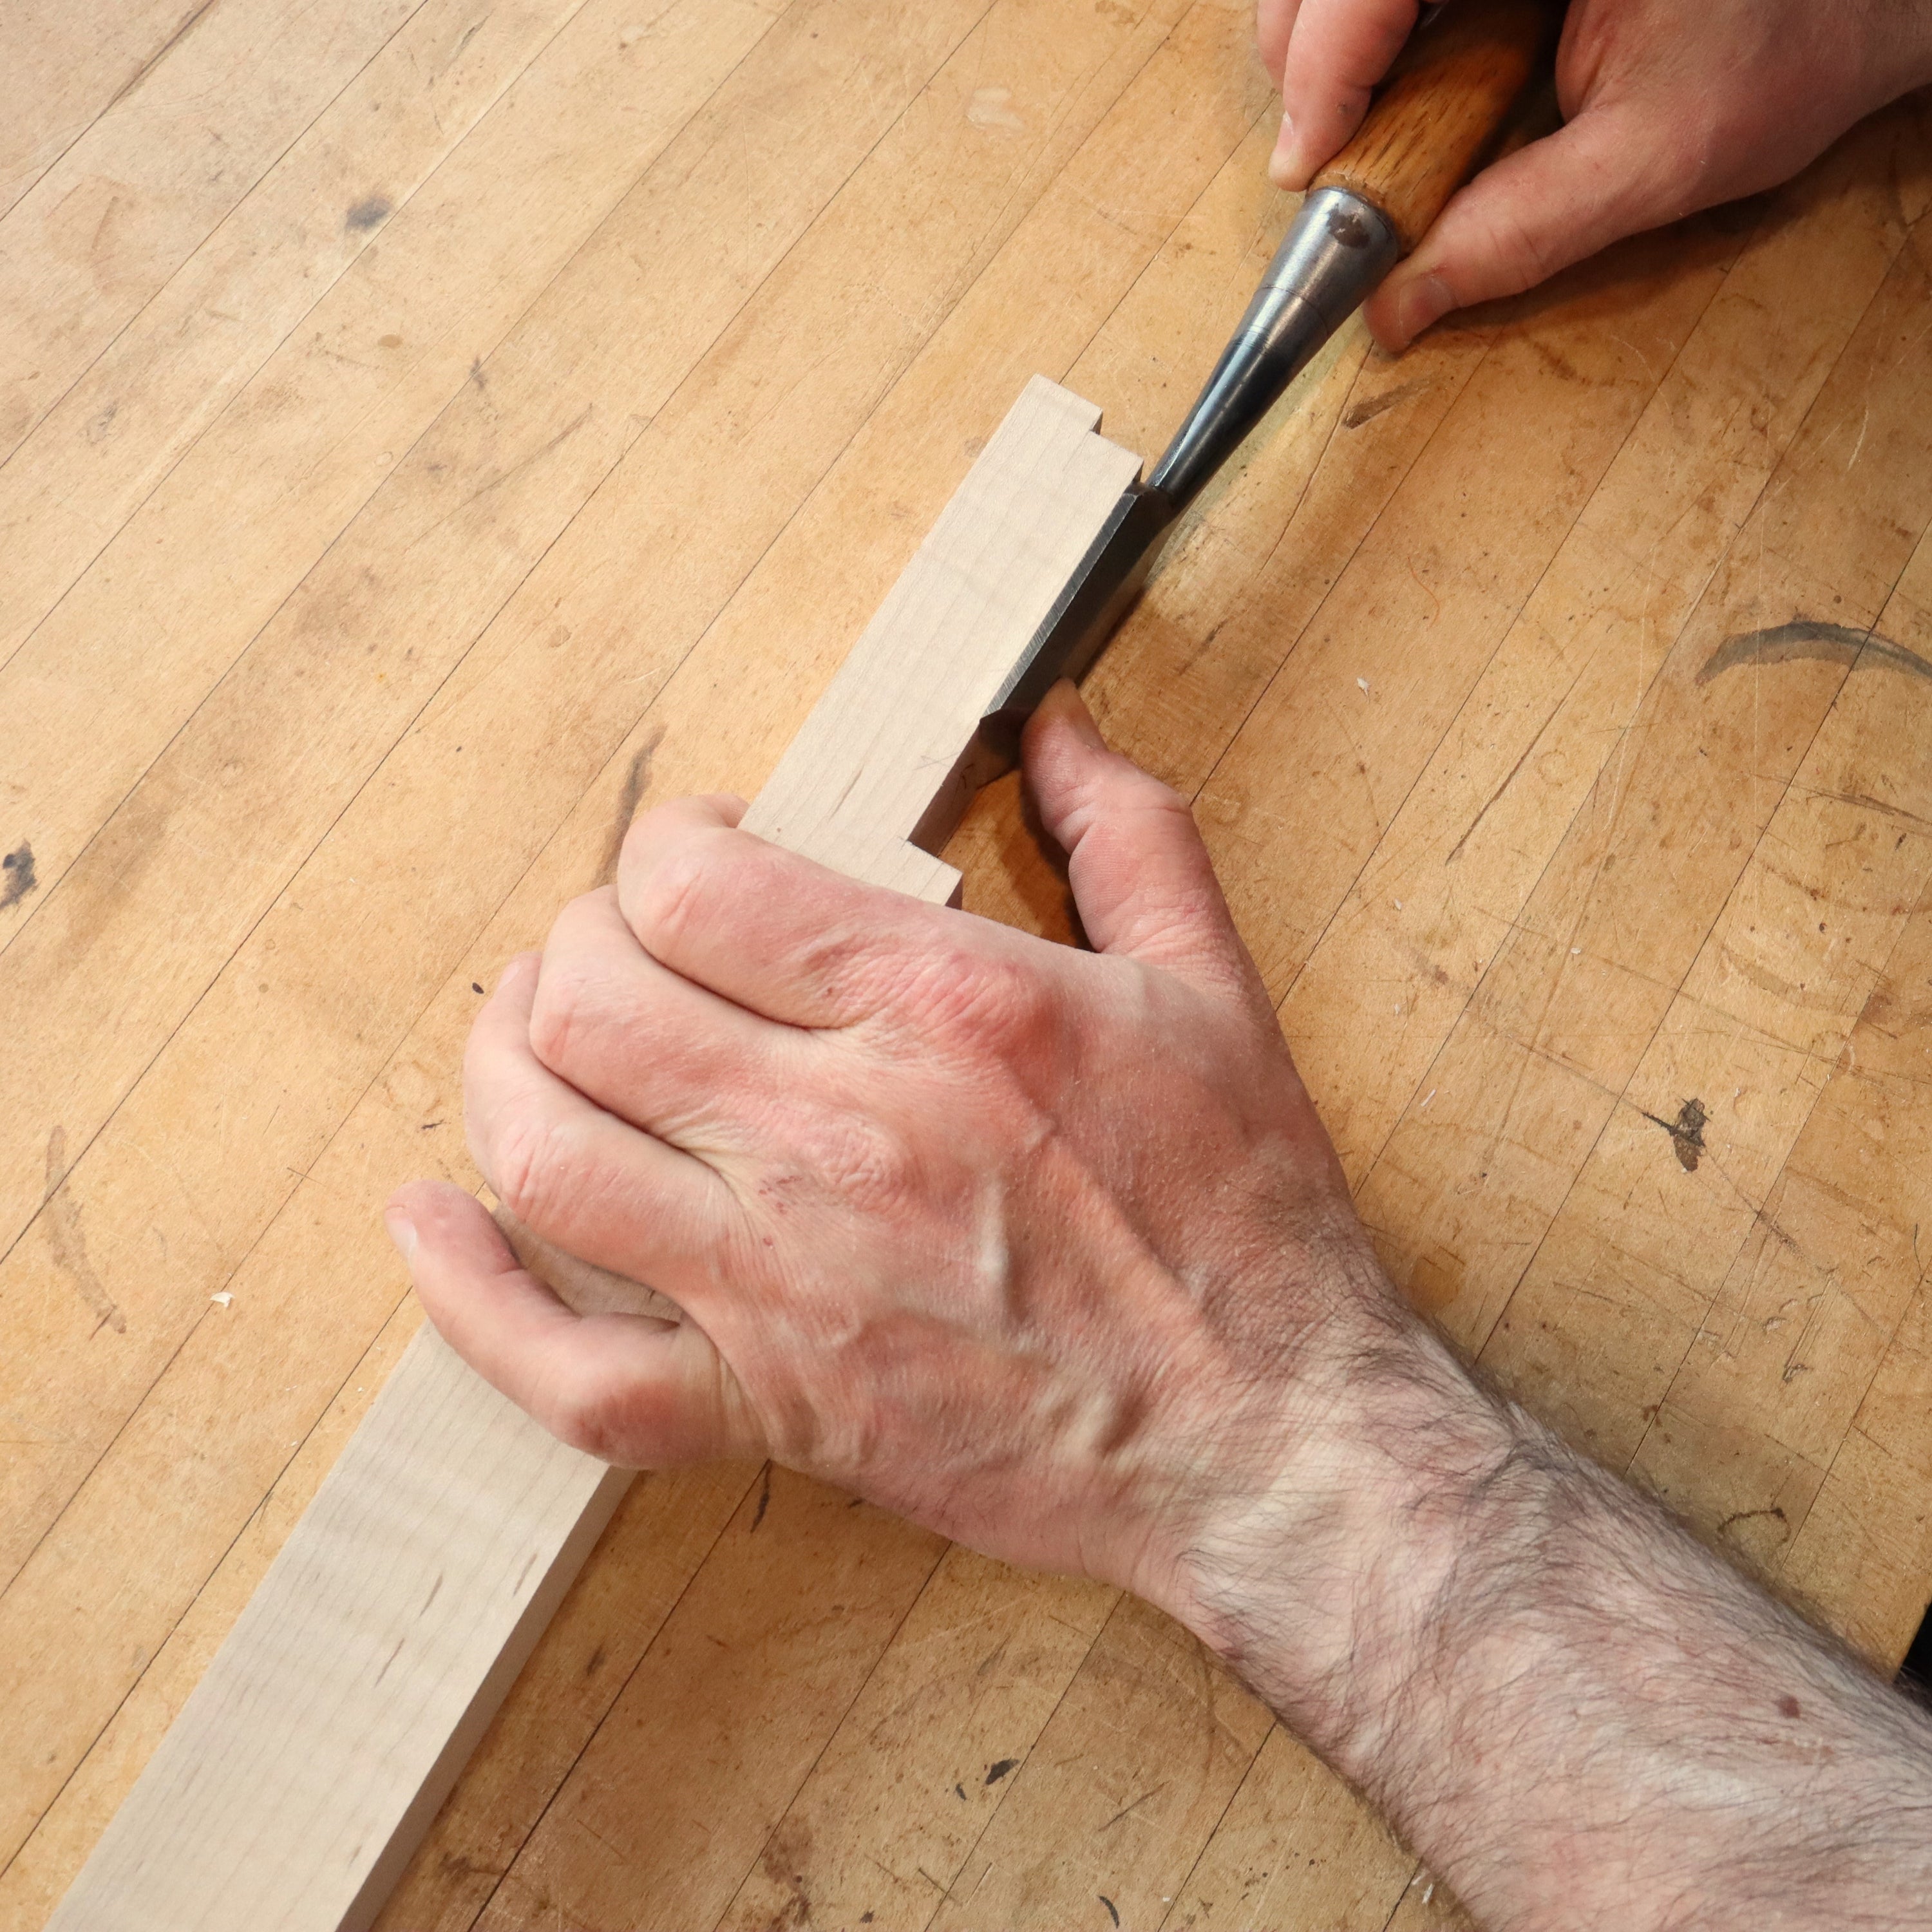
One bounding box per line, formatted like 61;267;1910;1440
4;0;1930;1926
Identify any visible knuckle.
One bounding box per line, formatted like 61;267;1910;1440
628;837;715;954
538;1360;617;1461
760;1106;920;1219
798;920;900;1018
526;964;592;1074
489;1108;578;1233
821;1113;919;1211
905;945;1054;1050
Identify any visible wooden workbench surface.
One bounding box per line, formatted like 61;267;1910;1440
4;3;1929;1926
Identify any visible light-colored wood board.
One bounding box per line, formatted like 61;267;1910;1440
0;1294;423;1932
744;373;1142;896
44;1330;632;1932
370;1457;761;1932
0;0;597;645
46;373;1143;1930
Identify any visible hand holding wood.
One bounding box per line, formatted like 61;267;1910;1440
393;681;1410;1607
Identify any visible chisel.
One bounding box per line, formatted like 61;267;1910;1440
981;0;1562;750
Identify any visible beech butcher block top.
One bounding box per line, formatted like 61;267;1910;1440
2;3;1929;1926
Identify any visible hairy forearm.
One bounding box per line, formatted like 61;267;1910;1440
1173;1315;1932;1931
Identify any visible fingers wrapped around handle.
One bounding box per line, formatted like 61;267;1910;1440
1312;0;1563;251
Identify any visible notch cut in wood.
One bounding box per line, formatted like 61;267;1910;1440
52;374;1142;1932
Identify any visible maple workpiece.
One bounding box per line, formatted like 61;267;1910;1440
3;1;1931;1927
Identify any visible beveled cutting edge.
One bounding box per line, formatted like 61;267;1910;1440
976;185;1399;756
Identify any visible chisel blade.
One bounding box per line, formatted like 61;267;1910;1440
976;480;1177;755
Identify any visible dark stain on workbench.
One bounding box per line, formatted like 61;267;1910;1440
598;728;663;885
757;1814;813;1926
1698;620;1932;685
1;840;35;909
1716;1502;1788;1541
1525;336;1587;384
42;1126;125;1334
1641;1098;1709;1171
985;1757;1018;1784
345;194;392;232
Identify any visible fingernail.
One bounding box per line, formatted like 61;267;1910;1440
384;1207;417;1262
1268;113;1297;187
1394;273;1454;348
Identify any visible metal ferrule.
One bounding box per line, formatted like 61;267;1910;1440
1146;186;1399;511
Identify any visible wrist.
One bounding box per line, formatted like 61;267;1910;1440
1150;1281;1531;1780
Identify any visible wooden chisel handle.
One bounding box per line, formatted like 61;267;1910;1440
1312;0;1565;253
